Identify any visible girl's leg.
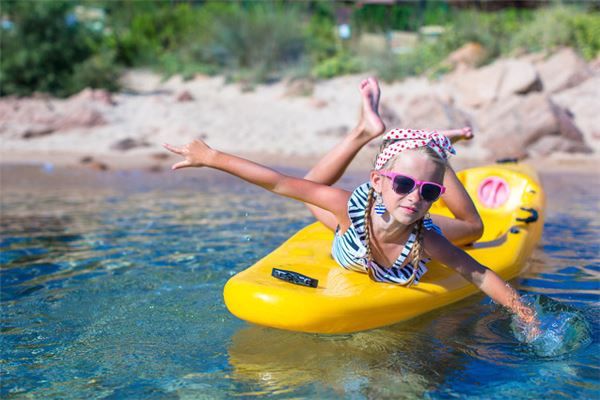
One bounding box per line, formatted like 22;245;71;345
431;165;484;245
304;77;386;230
441;127;474;144
304;77;385;185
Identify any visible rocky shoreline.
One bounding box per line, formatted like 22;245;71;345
1;46;598;173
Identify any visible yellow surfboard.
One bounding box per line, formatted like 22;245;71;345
224;163;545;334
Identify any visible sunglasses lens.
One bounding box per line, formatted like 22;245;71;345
393;175;416;194
421;184;442;201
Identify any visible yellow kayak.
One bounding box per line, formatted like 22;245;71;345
223;162;545;334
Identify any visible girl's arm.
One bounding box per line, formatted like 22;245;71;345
432;165;484;245
163;140;352;229
423;230;537;325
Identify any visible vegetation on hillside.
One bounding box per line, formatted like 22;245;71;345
1;0;598;97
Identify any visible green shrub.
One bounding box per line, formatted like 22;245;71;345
304;14;338;64
365;41;447;83
438;8;533;64
205;4;305;78
69;50;122;93
569;13;600;60
0;1;107;97
352;2;450;33
105;2;198;67
3;1;598;96
311;52;362;79
510;6;575;55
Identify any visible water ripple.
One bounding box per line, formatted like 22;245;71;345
1;168;598;399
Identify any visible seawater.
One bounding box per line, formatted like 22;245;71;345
1;165;598;399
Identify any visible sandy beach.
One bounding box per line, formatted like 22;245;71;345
1;66;599;175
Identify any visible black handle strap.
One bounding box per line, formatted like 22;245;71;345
516;207;539;224
272;268;318;288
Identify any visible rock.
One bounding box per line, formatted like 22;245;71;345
88;161;109;171
528;135;591;157
445;42;486;69
53;107;106;131
69;88;115;105
110;138;150;151
79;156;111;171
552;76;600;152
476;93;590;159
536;48;592;93
151;152;170;160
590;54;600;74
0;90;109;140
445;58;539;108
148;165;163;173
551;102;582;142
176;90;194;102
497;59;540;98
31;92;53;100
445;63;501;108
310;98;328;109
284;79;314;97
395;93;470;130
22;127;54;139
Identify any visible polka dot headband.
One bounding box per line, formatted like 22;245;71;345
374;128;456;170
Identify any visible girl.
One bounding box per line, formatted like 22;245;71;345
163;77;537;326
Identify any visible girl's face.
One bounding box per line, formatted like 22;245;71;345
371;151;445;226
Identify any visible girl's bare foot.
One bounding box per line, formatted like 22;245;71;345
442;126;474;144
356;77;386;142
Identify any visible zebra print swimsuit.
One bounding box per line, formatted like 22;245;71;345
331;182;441;285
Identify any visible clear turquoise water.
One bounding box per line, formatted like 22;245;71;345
1;165;598;399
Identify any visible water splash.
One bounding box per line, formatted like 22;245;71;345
511;294;592;357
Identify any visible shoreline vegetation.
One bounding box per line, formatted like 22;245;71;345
2;2;599;96
1;1;599;172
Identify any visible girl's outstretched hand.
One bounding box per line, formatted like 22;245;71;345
163;140;216;170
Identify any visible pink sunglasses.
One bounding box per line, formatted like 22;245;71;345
379;171;446;202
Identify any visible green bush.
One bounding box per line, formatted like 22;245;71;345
103;2;199;67
204;3;305;80
568;13;600;60
311;52;362;79
304;14;338;64
510;7;576;55
69;50;122;93
364;42;447;83
438;8;533;64
0;1;110;97
2;1;599;96
128;2;310;83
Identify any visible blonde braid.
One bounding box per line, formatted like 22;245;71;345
364;186;425;286
405;218;425;286
364;187;376;280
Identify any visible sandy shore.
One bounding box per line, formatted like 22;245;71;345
1;71;599;175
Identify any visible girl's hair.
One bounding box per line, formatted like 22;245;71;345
364;143;447;285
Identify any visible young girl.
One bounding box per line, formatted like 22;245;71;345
163;77;537;326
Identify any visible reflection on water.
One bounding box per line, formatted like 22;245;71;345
1;165;598;399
